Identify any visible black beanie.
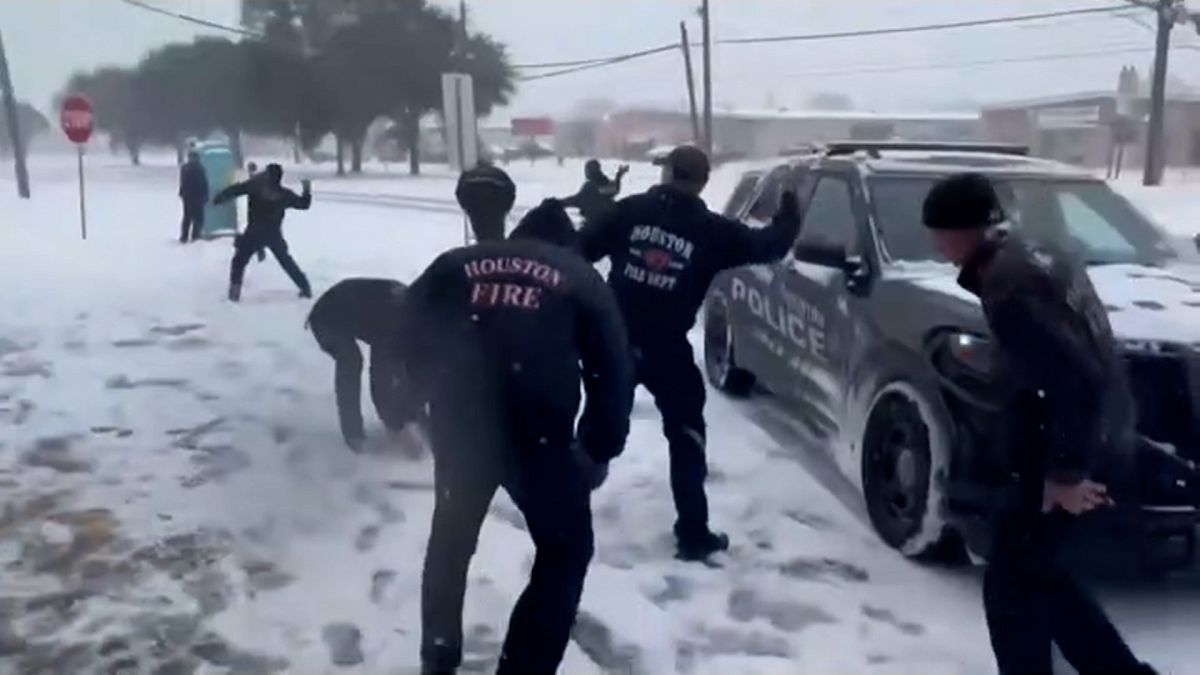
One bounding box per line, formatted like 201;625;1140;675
509;199;578;249
922;173;1006;231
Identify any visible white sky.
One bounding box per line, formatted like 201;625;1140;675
2;0;1198;119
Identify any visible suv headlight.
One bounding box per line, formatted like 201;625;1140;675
941;331;993;376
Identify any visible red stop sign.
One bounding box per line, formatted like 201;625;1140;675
60;95;95;144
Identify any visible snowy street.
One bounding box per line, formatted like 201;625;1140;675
2;156;1199;674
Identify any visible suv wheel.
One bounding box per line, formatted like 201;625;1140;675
704;297;756;397
862;381;959;560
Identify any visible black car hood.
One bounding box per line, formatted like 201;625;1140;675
892;261;1200;345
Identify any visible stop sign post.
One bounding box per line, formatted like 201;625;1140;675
60;95;94;239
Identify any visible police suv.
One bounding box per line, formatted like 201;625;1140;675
704;142;1200;567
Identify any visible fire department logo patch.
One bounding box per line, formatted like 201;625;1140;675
643;248;673;272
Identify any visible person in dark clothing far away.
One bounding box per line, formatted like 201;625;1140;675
398;198;632;675
454;160;516;243
580;145;801;562
178;150;209;243
307;278;421;452
213;163;313;302
922;173;1156;675
562;159;629;227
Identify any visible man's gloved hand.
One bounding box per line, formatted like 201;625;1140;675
777;190;800;220
572;441;609;491
616;164;630;178
301;178;312;193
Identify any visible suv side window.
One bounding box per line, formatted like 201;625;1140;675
723;172;762;219
746;167;788;226
796;175;858;252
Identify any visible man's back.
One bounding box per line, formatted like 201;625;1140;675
582;184;798;342
308;278;405;344
402;238;631;452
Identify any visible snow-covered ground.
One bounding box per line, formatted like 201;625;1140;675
0;154;1198;674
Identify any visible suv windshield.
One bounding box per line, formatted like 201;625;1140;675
869;176;1176;266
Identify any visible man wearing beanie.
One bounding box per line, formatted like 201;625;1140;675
580;144;801;562
923;173;1154;675
397;196;633;675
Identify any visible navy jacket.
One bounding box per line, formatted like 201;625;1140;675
398;239;634;463
213;175;311;239
179;160;209;204
580;185;801;345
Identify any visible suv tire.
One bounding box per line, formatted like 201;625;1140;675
861;381;960;560
704;296;756;397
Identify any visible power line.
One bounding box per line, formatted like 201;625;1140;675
717;4;1130;45
784;42;1179;80
115;0;264;39
517;3;1133;79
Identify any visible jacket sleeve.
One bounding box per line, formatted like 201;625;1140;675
560;185;584;210
716;207;802;270
212;180;250;205
286;188;312;211
986;278;1106;483
579;196;633;263
572;262;635;463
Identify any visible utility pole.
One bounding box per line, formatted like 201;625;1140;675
0;29;30;199
700;0;713;156
680;22;701;145
1144;0;1173;186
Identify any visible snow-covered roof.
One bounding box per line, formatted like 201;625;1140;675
713;107;980;123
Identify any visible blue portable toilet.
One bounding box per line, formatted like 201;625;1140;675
195;141;239;239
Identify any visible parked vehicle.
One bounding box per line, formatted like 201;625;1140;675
705;142;1200;569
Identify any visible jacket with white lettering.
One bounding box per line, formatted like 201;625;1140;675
581;184;801;344
397;240;634;463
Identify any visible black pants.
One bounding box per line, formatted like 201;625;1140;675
634;340;710;542
984;509;1146;674
230;233;310;293
180;201;204;242
421;404;593;674
311;324;415;445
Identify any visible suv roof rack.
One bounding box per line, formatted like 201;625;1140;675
822;141;1030;158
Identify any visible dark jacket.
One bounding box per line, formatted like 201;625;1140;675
397;239;633;463
213;175;311;239
179;160;209;204
455;165;516;219
307;278;406;345
563;173;623;225
958;229;1135;504
580;184;801;345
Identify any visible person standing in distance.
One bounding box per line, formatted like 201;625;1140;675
213;163;313;302
580;145;801;561
399;199;633;675
178;150;209;243
922;173;1155;675
562;159;630;228
454;159;516;243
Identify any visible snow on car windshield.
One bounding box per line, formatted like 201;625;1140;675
870;176;1176;266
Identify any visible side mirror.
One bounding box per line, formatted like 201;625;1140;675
794;242;852;271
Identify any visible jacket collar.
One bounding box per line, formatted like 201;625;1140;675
957;227;1009;296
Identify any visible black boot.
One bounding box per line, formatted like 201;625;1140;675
228;283;242;303
676;530;729;562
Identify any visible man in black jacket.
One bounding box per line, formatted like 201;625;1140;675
178;150;209;243
922;173;1154;675
213;163;313;302
400;199;633;675
580;145;801;561
307;278;419;451
562;159;629;227
454;160;516;243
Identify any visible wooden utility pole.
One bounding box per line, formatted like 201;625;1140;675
1144;0;1172;186
680;22;701;145
700;0;713;156
0;29;30;199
